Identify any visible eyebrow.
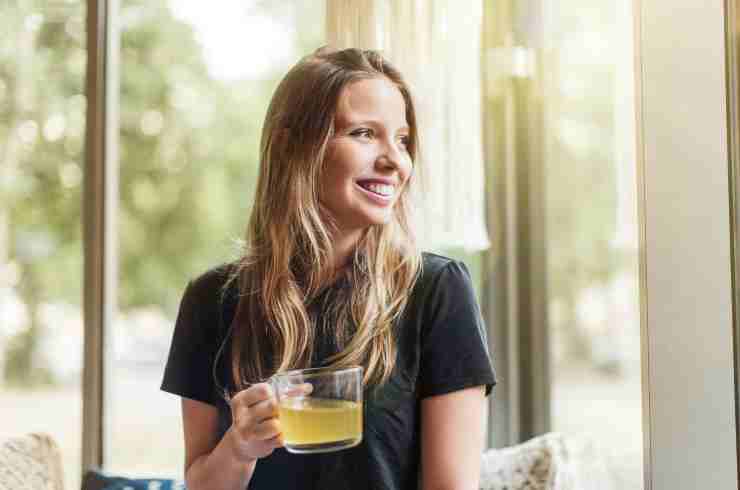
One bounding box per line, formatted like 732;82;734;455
340;118;410;132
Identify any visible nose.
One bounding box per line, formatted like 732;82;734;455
375;138;407;173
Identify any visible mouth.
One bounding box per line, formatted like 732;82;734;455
355;180;396;204
357;181;395;197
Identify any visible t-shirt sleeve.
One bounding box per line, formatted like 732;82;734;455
160;280;221;406
417;260;497;398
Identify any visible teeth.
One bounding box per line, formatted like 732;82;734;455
362;183;394;197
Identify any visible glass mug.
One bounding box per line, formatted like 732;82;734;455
270;365;363;454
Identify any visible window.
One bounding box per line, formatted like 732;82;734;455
106;0;325;476
0;2;86;489
482;1;643;486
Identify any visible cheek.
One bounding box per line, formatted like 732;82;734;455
320;160;355;205
323;148;362;185
321;164;353;194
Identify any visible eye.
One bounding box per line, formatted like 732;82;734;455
350;128;374;138
398;135;411;150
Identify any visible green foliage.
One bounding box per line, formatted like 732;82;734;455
4;328;55;387
114;1;322;312
1;0;323;385
540;2;638;363
1;2;86;385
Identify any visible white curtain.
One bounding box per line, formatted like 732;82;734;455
326;0;490;252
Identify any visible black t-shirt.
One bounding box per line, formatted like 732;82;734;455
161;252;497;490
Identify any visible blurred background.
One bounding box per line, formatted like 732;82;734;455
0;1;641;489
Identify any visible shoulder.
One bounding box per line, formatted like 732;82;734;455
406;252;475;312
417;252;472;291
184;262;237;304
163;263;238;405
172;262;239;347
420;251;456;276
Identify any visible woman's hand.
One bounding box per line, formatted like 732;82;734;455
227;383;284;463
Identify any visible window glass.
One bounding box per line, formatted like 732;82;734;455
542;2;643;488
0;2;86;489
107;0;325;476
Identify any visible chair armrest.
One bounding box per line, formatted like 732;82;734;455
0;433;65;490
480;432;616;490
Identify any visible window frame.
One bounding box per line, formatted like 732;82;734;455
634;0;738;487
82;0;109;471
725;0;740;474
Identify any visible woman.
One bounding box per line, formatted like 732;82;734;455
161;47;496;490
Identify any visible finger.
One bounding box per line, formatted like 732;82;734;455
232;399;278;434
231;383;275;409
250;397;280;422
247;435;282;459
266;433;284;448
246;440;278;460
252;418;282;441
231;404;258;439
283;382;313;397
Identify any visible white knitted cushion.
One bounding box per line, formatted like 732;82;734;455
480;432;616;490
0;433;64;490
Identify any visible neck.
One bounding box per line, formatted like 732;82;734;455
330;228;363;273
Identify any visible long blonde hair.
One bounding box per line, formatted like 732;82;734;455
230;47;422;389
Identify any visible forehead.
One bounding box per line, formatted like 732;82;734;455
335;77;408;126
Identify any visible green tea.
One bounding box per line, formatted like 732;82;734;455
279;397;362;448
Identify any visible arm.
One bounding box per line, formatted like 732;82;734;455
182;384;283;490
182;398;254;490
420;386;487;490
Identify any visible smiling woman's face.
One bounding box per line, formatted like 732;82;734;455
320;77;413;238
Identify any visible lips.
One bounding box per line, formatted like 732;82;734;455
355;180;395;205
358;182;394;197
356;179;396;198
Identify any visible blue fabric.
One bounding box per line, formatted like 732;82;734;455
81;469;185;490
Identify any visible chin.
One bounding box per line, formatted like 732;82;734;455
365;211;394;227
338;207;396;231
